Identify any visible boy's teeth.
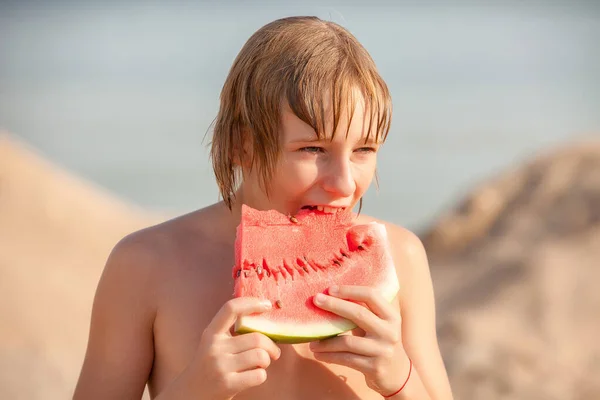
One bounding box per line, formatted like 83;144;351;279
315;206;339;214
303;205;345;214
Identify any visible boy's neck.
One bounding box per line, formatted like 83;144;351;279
228;192;244;229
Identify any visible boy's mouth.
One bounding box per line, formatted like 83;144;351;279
301;205;346;214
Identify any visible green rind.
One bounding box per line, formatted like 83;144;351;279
234;316;359;344
234;325;355;344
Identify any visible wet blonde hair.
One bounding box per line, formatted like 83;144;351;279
210;16;392;209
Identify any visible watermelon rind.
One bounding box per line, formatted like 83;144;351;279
234;318;357;344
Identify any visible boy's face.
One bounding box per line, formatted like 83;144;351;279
240;96;380;216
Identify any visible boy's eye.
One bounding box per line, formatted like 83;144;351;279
299;146;323;153
298;146;377;154
356;147;377;153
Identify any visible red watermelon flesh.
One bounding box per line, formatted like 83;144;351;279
232;204;399;343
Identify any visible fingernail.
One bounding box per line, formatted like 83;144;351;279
314;293;326;304
328;286;339;295
261;300;272;308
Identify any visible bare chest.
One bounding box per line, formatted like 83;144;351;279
148;259;380;399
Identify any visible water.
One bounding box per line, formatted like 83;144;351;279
1;1;599;230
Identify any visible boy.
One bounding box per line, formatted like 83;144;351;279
74;16;453;399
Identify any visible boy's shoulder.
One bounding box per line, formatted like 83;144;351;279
103;203;228;285
355;214;430;282
356;213;425;257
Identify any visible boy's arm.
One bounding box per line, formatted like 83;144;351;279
388;225;454;400
73;233;159;400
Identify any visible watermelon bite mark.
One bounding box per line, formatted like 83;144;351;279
232;205;399;344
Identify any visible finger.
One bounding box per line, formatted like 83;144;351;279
229;332;281;360
229;348;273;372
227;368;268;392
309;334;381;357
313;293;385;335
207;297;272;335
328;285;397;321
312;351;371;371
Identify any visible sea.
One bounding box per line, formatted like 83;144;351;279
1;0;599;231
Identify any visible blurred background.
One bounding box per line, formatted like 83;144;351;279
1;1;599;399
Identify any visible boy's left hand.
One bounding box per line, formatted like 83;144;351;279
310;285;410;396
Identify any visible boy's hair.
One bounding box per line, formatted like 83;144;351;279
210;16;392;209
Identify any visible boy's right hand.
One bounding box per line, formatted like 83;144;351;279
188;297;280;399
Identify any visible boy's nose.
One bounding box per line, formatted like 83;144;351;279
321;160;356;198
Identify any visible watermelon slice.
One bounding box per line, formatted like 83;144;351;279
232;205;399;344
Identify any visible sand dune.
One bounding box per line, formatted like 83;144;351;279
1;131;599;399
0;132;162;399
422;138;600;399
